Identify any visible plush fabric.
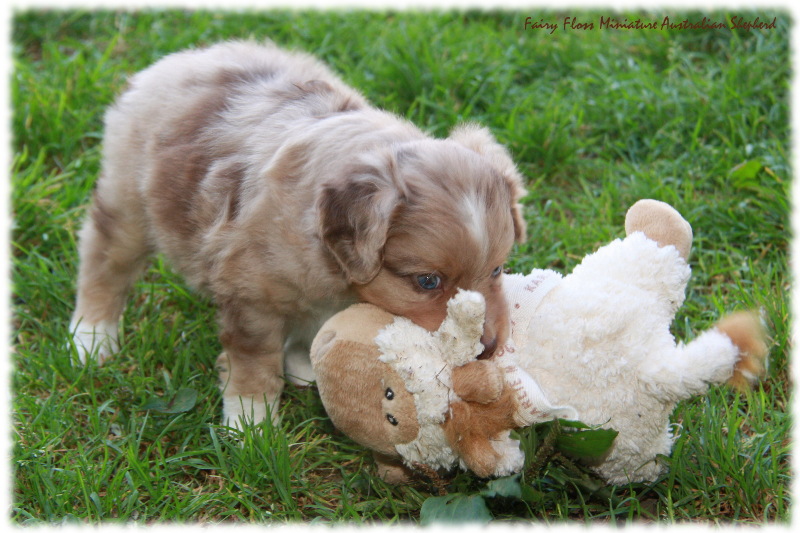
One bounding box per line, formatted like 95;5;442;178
498;200;766;483
311;200;767;485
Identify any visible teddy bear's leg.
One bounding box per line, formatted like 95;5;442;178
442;389;520;478
640;312;766;400
641;329;738;399
569;199;692;313
488;431;525;477
449;434;502;478
625;199;693;261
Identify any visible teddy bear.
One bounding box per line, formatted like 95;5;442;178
309;289;577;484
309;199;767;485
500;199;767;483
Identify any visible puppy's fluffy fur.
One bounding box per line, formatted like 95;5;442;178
69;41;527;426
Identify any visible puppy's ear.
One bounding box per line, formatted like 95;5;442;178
449;124;528;243
318;155;402;284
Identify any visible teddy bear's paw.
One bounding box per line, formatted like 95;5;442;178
459;445;502;479
715;311;769;390
452;360;504;403
625;199;693;260
489;435;525;477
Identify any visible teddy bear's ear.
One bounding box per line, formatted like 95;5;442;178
309;330;337;367
625;199;693;260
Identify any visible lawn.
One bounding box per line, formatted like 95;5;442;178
10;8;791;524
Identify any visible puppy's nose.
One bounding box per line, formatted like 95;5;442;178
477;335;498;360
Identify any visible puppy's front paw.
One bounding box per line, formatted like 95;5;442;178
69;319;119;365
221;395;279;429
715;311;769;390
216;352;283;429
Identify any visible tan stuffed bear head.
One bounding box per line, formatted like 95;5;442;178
310;291;576;484
309;303;422;482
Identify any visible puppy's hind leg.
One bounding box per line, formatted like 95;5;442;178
70;190;151;364
282;309;341;386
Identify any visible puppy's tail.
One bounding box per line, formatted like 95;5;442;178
714;311;769;391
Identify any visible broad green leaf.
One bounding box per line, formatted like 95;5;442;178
519;484;548;504
729;159;763;187
141;388;198;414
480;474;522;499
140;397;167;411
555;419;592;430
557;427;618;459
419;494;492;525
534;419;592;432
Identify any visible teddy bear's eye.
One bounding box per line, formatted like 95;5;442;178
386;414;398;426
385;388;394;400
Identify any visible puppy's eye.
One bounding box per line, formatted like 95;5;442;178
417;273;442;290
386;414;399;426
491;266;503;278
385;388;394;400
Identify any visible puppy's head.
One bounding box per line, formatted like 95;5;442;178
319;124;526;356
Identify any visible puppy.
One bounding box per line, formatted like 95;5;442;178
69;41;527;427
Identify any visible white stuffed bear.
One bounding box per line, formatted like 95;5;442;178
311;199;767;484
499;199;767;483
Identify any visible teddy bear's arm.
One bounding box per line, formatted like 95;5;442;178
452;360;504;404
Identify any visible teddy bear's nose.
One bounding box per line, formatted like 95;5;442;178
478;335;498;360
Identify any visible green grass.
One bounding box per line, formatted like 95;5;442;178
11;8;791;524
